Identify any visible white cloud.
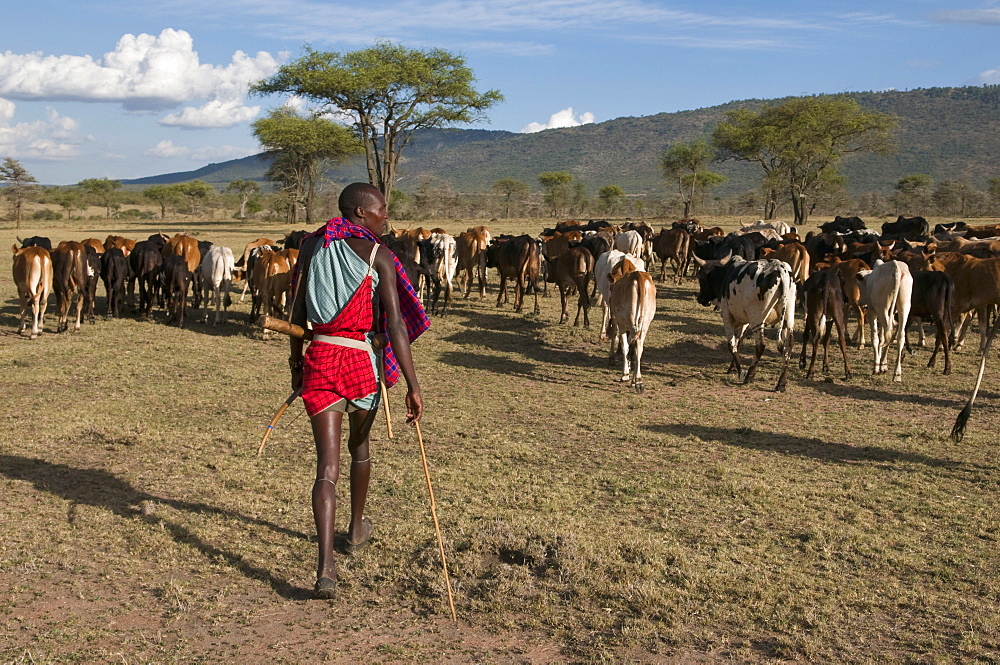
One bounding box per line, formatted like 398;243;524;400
0;28;280;127
976;67;1000;84
145;139;190;158
932;8;1000;25
520;107;595;133
189;145;255;162
0;98;81;160
162;99;262;129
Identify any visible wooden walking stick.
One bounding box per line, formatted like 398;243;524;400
414;420;457;622
258;389;301;457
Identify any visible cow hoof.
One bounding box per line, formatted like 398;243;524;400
633;383;644;394
619;375;629;383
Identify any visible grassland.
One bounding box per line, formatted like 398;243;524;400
1;216;998;664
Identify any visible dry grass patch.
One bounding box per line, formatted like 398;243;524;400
1;219;998;663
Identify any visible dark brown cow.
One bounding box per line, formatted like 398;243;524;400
799;270;852;380
547;246;594;327
488;235;541;315
653;227;689;284
52;241;86;332
163;254;192;326
237;237;275;303
904;270;955;375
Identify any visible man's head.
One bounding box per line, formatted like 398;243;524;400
339;183;387;235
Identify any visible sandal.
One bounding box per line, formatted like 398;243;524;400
345;517;374;554
313;576;337;600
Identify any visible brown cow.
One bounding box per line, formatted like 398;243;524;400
51;241;86;333
827;257;871;347
81;238;105;255
798;270;852;380
930;252;1000;353
760;242;810;285
547;246;594;327
237;237;275;303
488;235;541;315
103;235;136;256
456;226;491;299
12;245;53;339
162;234;201;306
653;227;689;284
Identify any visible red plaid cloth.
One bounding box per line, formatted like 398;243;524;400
292;217;429;388
301;272;377;417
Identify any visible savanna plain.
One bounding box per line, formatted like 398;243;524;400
1;214;998;664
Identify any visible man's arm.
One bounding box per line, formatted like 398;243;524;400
373;245;423;422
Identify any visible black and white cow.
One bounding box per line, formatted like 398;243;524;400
694;253;796;392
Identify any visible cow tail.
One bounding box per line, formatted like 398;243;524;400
778;273;796;355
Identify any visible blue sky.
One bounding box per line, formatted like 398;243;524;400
2;0;999;185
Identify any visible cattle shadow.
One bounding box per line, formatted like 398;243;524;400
0;454;313;600
803;377;998;410
646;424;991;474
443;310;607;370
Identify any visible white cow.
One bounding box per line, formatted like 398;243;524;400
614;230;643;259
594;249;645;341
608;270;657;393
200;245;236;324
424;232;458;315
857;259;913;381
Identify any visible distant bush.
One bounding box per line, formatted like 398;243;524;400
116;208;156;220
31;209;62;221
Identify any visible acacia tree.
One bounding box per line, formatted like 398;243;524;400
0;157;38;227
493;178;530;218
78;177;122;219
539;171;573;217
144;184;181;219
712;96;897;225
226;179;261;219
174;180;215;217
250;42;502;202
891;173;933;215
660;140;725;219
598;185;624;215
252;107;361;224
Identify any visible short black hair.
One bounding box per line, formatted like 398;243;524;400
338;182;382;219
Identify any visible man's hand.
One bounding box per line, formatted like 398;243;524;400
405;386;423;424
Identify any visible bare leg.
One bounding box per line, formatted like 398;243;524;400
346;407;377;544
311;410;344;584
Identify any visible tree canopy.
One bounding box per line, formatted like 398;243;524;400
539;171;574;217
712;96;897;224
252;106;361;224
1;157;37;227
493;178;530;218
250;42;503;202
660;140;725;219
78;177;122;219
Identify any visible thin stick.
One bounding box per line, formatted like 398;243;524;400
414;420;456;622
257;390;301;457
380;378;393;439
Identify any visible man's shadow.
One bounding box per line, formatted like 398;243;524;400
0;455;312;600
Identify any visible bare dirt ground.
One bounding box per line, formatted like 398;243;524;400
2;218;998;664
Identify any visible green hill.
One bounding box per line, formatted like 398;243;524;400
124;86;1000;197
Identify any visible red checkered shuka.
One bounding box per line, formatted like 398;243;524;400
300;272;378;417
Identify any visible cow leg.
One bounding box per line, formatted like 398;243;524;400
72;290;83;332
632;329;647;393
618;330;631;383
832;306;852;380
608;318;621;367
820;316;833;374
742;330;766;384
799;313;813;372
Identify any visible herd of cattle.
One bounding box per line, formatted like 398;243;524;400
10;213;1000;401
